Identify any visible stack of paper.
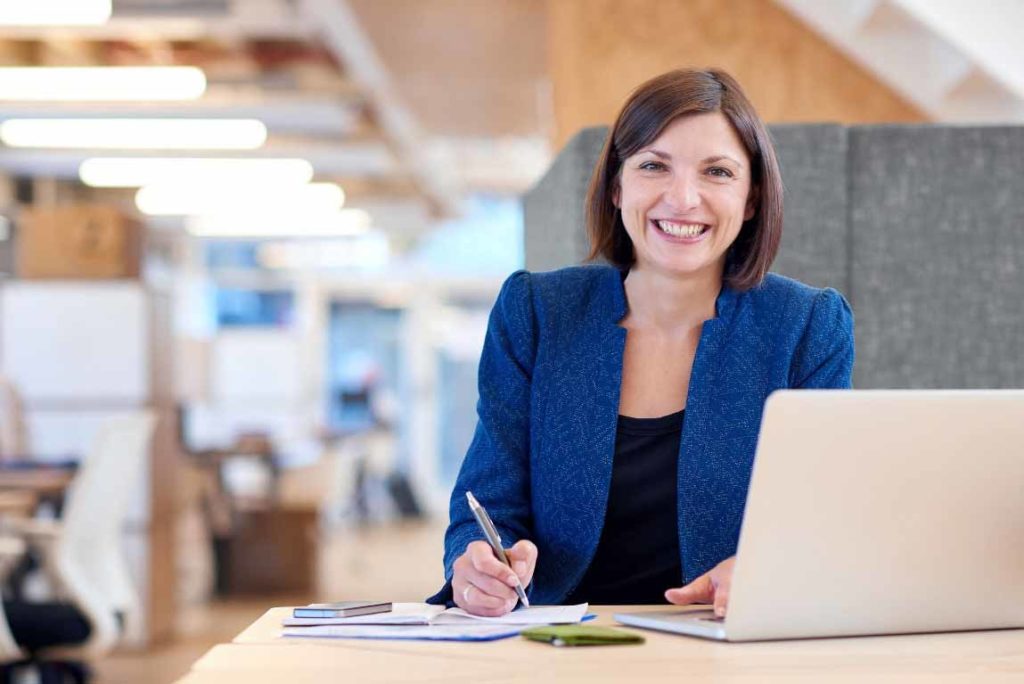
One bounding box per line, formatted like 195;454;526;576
281;603;589;642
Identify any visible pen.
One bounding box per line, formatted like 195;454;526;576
465;491;531;608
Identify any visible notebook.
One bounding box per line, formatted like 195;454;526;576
282;603;588;627
282;623;523;642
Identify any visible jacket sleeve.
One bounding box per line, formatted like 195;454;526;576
426;270;537;604
790;288;855;389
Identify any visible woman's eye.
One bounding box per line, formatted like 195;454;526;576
638;161;665;171
706;166;734;178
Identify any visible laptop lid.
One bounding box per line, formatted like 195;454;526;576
721;389;1024;641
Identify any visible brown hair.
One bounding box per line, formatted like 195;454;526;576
585;68;783;291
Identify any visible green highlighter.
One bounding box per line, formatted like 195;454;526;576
521;625;645;647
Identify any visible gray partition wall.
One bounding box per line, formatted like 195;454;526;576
523;127;607;272
769;125;848;293
850;126;1024;389
524;123;1024;389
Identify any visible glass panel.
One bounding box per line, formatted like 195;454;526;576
213;288;294;328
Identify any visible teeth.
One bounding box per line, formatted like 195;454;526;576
656;220;707;237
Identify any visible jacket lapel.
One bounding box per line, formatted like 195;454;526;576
677;285;743;582
542;268;627;584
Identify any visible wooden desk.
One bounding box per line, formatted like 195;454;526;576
177;606;1024;683
0;490;38;517
0;468;74;497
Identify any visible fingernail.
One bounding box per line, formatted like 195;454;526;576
715;606;726;617
506;574;519;587
514;561;527;575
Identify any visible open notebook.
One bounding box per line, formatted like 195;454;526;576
281;603;590;642
282;603;589;627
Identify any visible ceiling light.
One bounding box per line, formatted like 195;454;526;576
187;209;372;238
0;67;205;101
80;157;314;188
136;182;345;216
258;235;391;271
0;1;111;26
0;119;265;149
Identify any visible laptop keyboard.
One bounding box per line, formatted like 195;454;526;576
694;611;725;623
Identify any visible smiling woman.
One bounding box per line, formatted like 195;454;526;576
429;68;854;618
587;68;782;291
616;113;754;282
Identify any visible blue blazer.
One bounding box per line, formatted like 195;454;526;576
428;265;854;605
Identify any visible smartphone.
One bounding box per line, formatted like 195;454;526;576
292;601;392;619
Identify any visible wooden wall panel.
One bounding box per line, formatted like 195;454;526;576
547;0;927;146
350;0;549;137
146;291;181;644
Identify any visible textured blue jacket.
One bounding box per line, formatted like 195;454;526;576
428;264;854;605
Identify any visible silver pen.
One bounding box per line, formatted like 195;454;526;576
465;491;531;608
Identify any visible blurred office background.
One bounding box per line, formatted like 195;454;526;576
0;1;1020;682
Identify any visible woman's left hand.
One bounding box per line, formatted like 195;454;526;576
664;556;735;617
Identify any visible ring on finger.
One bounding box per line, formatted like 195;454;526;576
462;584;473;603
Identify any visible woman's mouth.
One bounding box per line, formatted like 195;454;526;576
651;219;711;241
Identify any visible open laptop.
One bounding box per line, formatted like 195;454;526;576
615;390;1024;641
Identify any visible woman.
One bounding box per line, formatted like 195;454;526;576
428;68;854;617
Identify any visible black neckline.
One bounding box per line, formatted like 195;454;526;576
617;409;685;435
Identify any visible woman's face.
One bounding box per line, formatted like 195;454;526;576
615;112;755;280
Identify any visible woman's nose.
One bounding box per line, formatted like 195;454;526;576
664;173;700;212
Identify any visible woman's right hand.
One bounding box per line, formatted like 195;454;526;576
452;539;537;616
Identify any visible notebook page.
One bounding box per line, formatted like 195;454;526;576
433;603;589;625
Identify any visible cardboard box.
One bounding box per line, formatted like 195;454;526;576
17;204;140;279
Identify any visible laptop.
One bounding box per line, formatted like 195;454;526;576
615;390;1024;641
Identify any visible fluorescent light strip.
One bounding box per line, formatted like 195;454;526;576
0;119;265;150
187;209;372;238
136;182;346;216
0;1;111;26
80;158;315;188
258;235;390;270
0;67;205;101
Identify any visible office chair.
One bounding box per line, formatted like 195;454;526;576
0;412;156;683
0;594;26;681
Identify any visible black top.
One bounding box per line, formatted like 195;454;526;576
565;409;684;605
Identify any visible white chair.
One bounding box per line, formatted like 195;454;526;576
1;412;156;679
0;376;29;460
317;438;360;528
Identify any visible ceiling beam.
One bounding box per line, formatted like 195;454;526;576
0;91;365;137
0;0;308;41
297;0;460;216
0;142;400;179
